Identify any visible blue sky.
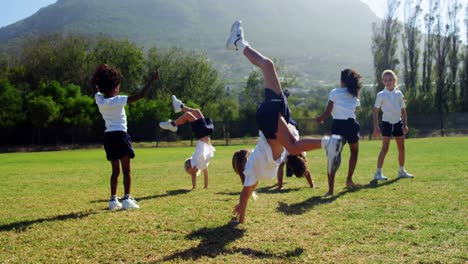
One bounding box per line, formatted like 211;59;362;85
1;0;57;28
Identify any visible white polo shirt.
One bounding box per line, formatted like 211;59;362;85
243;131;286;187
374;88;406;124
328;87;360;120
95;93;128;132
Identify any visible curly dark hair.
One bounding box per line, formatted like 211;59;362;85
286;153;308;177
340;69;361;97
232;149;250;185
91;64;123;94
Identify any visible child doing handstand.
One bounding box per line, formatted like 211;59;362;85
226;20;343;223
159;95;215;190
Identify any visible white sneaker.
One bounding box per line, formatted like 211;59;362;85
326;135;344;174
226;20;243;50
398;170;414;179
373;172;388;181
159;120;177;132
108;197;122;210
171;95;183;113
122;197;140;209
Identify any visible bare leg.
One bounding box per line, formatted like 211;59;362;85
395;136;405;167
110;160;120;196
203;168;208;189
325;170;336;196
120;156;131;195
277;162;285;190
377;137;391;169
243;47;282;95
346;142;360;188
275;115;323;158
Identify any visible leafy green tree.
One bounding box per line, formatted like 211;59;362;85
402;0;422;93
26;96;60;128
61;84;98;127
15;33;90;89
0;79;24;128
91;36;145;94
371;0;401;92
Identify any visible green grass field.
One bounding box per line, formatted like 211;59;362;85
1;137;467;263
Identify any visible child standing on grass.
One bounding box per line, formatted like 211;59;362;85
226;20;343;224
316;69;362;196
159;95;215;190
91;64;159;210
372;70;413;181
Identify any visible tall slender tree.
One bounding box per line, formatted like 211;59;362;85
402;0;422;93
371;0;402;93
421;0;438;93
446;0;462;111
434;0;451;135
461;5;468;111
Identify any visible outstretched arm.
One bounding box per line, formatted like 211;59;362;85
233;183;257;224
316;100;333;124
128;70;160;103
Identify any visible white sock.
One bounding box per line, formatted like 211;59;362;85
321;136;329;148
399;166;405;172
110;195;117;200
237;39;250;52
123;194;130;199
376;168;382;173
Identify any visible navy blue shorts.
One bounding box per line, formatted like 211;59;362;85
381;121;403;137
104;131;135;161
256;88;291;139
191;118;214;139
331;119;360;144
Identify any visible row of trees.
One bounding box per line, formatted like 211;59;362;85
0;32;329;140
0;33;241;135
370;0;468;115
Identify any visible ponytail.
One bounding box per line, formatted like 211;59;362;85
340;69;362;97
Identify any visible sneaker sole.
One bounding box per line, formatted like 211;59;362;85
226;21;241;50
329;139;344;174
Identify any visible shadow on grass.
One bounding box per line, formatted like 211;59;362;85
216;184;302;198
90;189;191;203
277;178;401;215
0;210;98;233
160;220;304;262
256;184;302;194
136;189;191;202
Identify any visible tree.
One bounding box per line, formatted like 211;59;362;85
13;33;90;90
433;0;451;135
91;36;145;94
146;47;224;110
421;0;438;93
26;96;60;128
0;79;24;128
446;0;463;111
401;0;422;93
461;5;468;111
371;0;402;92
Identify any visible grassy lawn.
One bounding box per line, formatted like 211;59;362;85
0;137;467;263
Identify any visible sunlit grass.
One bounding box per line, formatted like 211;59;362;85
0;137;467;263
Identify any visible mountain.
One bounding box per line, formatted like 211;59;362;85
0;0;380;85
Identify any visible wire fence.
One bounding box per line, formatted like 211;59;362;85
1;112;468;149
